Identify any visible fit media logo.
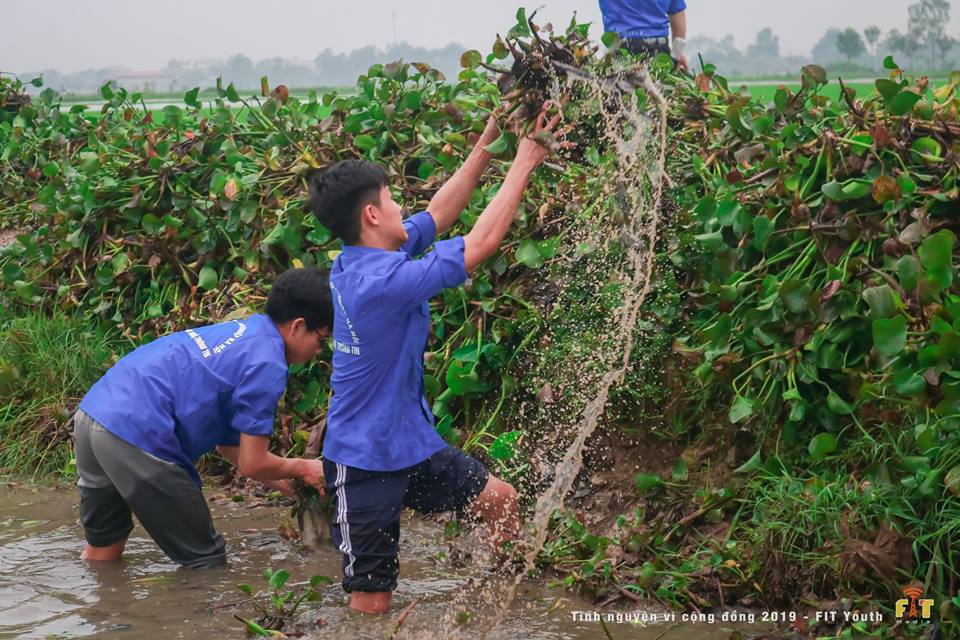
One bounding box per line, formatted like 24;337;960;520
895;586;934;620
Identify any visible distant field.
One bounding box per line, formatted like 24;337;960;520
61;77;946;121
742;81;877;103
740;78;950;104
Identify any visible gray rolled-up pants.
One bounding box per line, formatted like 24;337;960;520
73;410;226;568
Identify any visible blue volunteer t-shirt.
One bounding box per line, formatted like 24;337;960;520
322;211;467;471
79;314;288;484
599;0;686;38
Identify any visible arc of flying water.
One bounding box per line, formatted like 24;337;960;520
481;62;671;637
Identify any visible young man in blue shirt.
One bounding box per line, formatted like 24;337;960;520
599;0;689;71
307;109;563;614
74;268;332;568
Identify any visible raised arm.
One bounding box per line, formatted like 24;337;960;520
428;116;500;234
463;108;563;272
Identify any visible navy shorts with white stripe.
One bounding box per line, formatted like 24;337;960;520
322;445;488;593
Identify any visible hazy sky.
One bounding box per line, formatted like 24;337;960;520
2;1;947;74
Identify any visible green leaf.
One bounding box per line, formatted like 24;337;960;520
779;280;812;314
184;87;200;108
268;568;289;590
141;213;163;235
889;91;921;116
898;255;919;291
774;87;789;111
841;180;871;200
875;78;902;101
671;458;688;481
826;392;855;415
912;136;942;159
808;433;838;461
535;238;559;260
460;50;482;69
728;395;755;424
490;430;521;460
893;367;926;396
802;64;827;86
507;7;531;38
516;240;545;269
241;617;273;637
734;449;762;474
492;37;510;59
100;82;114;100
445;361;489;395
872;315;907;357
13;280;39;303
309;575;333;586
452;343;480;363
821;180;846;201
902;456;930;474
306;225;330;245
862;285;898;319
403;91;422;111
883;55;899;70
198;265;218;291
634;473;663;493
237;583;253;595
752;216;773;249
354;134;376;151
919;230;955;294
483;131;510;155
94;264;114;287
225;83;241;102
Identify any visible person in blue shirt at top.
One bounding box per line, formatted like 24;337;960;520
74;268;332;568
599;0;689;71
307;106;566;614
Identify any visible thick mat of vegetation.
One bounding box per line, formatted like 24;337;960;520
2;9;959;630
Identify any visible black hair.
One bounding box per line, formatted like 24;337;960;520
266;267;333;330
306;159;389;245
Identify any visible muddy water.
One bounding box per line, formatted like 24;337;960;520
0;482;769;639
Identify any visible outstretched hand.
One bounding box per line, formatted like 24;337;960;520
299;458;326;496
514;103;573;169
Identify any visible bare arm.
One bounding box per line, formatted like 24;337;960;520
428;117;499;234
462;109;563;272
668;10;686;39
217;436;325;493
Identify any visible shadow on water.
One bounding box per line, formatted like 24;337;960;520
0;482;769;639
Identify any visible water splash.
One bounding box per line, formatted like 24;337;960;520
487;61;670;634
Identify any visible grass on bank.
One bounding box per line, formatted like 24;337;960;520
0;308;128;478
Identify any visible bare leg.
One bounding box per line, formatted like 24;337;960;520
468;475;519;549
351;591;392;614
81;537;127;562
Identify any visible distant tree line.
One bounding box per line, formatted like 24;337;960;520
690;0;957;77
17;0;959;96
24;42;468;96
